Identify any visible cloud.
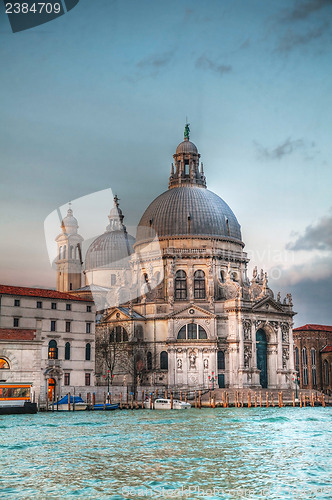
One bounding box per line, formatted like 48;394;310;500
195;55;232;76
276;22;330;53
282;0;332;22
137;50;174;71
254;137;305;160
286;209;332;251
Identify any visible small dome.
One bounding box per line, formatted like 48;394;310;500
62;208;78;235
85;231;135;271
176;139;198;155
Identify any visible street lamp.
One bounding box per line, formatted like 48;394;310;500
208;372;217;390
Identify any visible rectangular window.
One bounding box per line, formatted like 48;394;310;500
87;305;91;312
14;299;20;307
65;321;71;333
86;323;91;334
51;302;57;310
51;321;56;332
64;373;70;386
66;304;71;311
13;317;19;327
36;301;42;309
85;373;91;386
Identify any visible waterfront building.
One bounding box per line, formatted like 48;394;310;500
0;285;95;402
293;324;332;394
58;127;296;391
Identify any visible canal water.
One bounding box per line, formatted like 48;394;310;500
0;407;331;499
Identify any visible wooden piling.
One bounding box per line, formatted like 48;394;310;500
165;389;167;399
103;392;106;410
292;392;295;407
213;391;216;408
254;392;257;407
259;391;262;407
73;388;76;412
56;396;59;412
141;391;145;409
199;390;202;409
150;393;153;410
303;394;306;407
266;392;269;408
299;392;302;407
180;391;182;402
130;393;133;410
226;392;229;408
322;394;326;408
171;392;173;409
68;392;71;411
248;392;251;408
120;392;123;410
195;391;197;409
185;392;187;403
241;392;244;408
209;392;211;408
92;392;96;406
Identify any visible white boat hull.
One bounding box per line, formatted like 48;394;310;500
144;398;191;410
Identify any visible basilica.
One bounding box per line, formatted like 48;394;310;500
57;126;296;391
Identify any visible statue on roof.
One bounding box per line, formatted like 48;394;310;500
184;123;190;140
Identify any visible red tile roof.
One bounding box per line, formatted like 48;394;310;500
293;324;332;332
0;328;36;341
0;284;93;302
321;345;332;353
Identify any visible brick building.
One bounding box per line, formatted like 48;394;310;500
293;324;332;394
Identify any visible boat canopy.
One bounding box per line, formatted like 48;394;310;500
57;395;85;404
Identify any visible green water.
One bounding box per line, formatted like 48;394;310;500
0;407;331;499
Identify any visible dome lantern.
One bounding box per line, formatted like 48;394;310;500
169;124;206;189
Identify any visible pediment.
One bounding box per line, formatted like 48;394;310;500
103;306;145;322
252;296;285;313
168;303;216;319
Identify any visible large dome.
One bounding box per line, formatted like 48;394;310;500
136;186;242;245
85;231;135;271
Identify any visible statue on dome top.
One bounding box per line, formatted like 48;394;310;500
184;123;190;140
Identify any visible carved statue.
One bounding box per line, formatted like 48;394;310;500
253;266;258;279
287;293;293;306
277;292;281;302
177;358;182;370
260;269;264;281
243;319;252;340
184;123;190;139
244;346;252;368
204;359;208;369
189;352;196;368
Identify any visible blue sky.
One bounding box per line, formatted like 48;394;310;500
0;0;332;325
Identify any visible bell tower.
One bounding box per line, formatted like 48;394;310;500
169;124;206;189
55;205;83;292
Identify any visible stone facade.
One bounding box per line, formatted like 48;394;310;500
0;285;95;402
74;130;296;392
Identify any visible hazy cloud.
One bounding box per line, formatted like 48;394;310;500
137;50;174;71
287;210;332;251
276;22;330;52
254;137;306;160
282;0;332;22
196;55;232;76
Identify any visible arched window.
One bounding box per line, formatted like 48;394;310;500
294;347;299;373
85;343;91;361
177;324;208;340
0;358;10;369
59;246;62;259
175;270;187;300
311;349;316;386
70;245;74;258
194;270;206;299
63;245;66;259
217;351;225;370
48;340;58;360
220;270;225;283
160;351;168;370
302;347;308;385
135;325;143;341
110;326;129;343
147;351;152;370
65;342;70;360
323;360;329;385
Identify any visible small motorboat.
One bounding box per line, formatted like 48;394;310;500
50;395;87;411
144;398;191;410
90;403;119;411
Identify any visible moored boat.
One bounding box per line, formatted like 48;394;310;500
143;398;191;410
50;395;88;411
90;403;119;411
0;383;37;415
